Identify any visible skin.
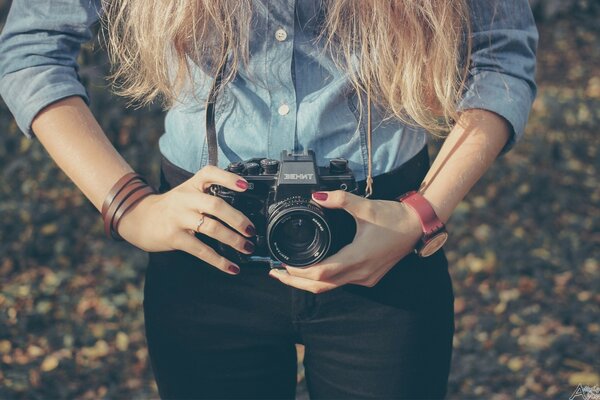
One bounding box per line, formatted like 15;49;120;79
32;96;256;275
270;109;512;293
32;96;510;287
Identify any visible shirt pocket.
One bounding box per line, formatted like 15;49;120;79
175;84;235;168
175;82;234;119
345;89;374;180
345;88;410;178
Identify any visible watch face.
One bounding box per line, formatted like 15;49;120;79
419;232;449;257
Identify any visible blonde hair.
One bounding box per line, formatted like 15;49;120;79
102;0;471;136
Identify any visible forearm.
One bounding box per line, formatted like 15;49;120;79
31;96;134;212
419;109;512;224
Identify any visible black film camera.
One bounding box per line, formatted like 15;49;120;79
209;150;358;268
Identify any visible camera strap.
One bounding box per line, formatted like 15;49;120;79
204;37;229;168
365;81;374;198
204;38;375;198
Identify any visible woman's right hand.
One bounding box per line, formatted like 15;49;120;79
115;165;256;275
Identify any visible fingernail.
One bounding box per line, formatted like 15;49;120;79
312;192;328;201
236;179;249;190
228;264;240;274
268;271;279;279
244;241;255;253
245;225;256;236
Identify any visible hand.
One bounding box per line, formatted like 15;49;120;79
268;190;423;293
115;165;257;275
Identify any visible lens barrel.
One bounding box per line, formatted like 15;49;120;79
266;198;331;267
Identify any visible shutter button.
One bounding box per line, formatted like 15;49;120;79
275;28;287;42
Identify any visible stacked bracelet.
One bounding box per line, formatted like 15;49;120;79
101;172;157;241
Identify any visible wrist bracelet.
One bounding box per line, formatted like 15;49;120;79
112;186;156;240
103;180;148;240
101;171;156;241
101;172;146;220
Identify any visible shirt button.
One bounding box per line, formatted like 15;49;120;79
278;104;290;116
275;28;287;42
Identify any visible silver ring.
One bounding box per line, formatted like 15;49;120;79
195;215;206;233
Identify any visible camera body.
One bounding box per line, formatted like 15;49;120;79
209;150;358;267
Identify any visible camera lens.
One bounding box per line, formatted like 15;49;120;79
267;199;331;267
277;215;319;253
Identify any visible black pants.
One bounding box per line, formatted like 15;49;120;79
142;147;455;399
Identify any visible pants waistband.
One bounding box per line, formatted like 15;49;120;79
158;146;430;200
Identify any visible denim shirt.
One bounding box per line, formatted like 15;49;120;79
0;0;538;181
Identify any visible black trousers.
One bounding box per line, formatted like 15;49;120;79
142;147;455;399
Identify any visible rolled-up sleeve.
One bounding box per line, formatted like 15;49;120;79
0;0;102;139
458;0;539;156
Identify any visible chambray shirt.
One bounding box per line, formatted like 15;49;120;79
0;0;538;181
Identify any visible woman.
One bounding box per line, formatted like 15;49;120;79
0;0;538;398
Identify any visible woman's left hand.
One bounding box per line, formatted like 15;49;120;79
268;190;424;293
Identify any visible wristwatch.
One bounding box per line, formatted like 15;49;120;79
396;190;448;257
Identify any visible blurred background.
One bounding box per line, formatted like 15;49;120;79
0;0;598;398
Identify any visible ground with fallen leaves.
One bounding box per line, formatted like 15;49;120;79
0;3;598;399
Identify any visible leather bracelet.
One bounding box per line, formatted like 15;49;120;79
101;172;147;220
103;180;148;240
111;186;156;240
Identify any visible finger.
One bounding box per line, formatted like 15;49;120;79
268;269;339;294
286;243;362;281
283;256;345;281
304;241;361;271
189;164;250;193
311;190;366;215
181;191;256;238
180;211;254;255
172;231;241;275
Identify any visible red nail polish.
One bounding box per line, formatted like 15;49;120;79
244;241;255;253
245;225;256;236
228;264;240;274
236;180;249;190
312;192;328;201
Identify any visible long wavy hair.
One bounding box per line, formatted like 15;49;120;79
101;0;471;136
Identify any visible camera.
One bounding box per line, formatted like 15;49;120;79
209;150;358;268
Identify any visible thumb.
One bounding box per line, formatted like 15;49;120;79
311;190;365;214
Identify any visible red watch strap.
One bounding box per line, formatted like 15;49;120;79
397;190;445;235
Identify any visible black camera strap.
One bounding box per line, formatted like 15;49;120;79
205;39;229;168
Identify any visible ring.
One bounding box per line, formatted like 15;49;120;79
195;215;206;233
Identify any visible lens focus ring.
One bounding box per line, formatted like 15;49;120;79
266;198;331;267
